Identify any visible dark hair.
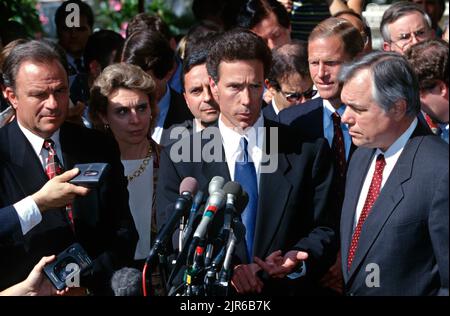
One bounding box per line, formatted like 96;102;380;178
380;1;431;42
126;13;172;41
235;0;290;30
267;40;309;88
2;40;68;90
182;33;220;87
339;51;421;117
206;28;272;83
309;17;364;60
192;0;226;22
405;39;449;89
84;30;124;70
55;0;94;32
121;30;175;80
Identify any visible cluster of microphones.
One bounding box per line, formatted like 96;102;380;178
111;176;248;296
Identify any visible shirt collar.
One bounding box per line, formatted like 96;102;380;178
218;113;265;155
375;118;418;158
17;120;61;157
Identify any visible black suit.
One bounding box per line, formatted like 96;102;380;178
156;118;337;295
159;89;194;147
340;123;448;295
0;120;138;294
262;102;279;122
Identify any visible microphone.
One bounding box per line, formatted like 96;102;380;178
111;267;142;296
208;176;225;195
181;190;204;248
218;222;246;284
146;177;198;264
187;189;225;266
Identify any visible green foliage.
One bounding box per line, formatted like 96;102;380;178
94;0;194;37
0;0;43;37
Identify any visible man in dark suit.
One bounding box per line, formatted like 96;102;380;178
156;29;337;295
278;18;365;294
339;51;448;295
0;40;138;294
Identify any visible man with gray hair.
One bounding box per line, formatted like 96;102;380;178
380;1;435;55
339;51;448;295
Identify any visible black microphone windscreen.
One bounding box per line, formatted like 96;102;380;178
179;177;198;195
111;267;142;296
235;190;249;214
223;181;242;197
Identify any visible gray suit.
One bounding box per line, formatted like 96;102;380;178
340;123;449;296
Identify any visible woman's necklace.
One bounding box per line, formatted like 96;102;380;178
126;145;152;182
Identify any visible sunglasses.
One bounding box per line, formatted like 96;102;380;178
280;87;318;103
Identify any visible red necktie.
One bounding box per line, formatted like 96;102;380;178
43;139;75;231
347;154;386;270
331;112;347;203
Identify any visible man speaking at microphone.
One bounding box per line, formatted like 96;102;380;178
156;29;337;295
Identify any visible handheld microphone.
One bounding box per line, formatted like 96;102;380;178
146;177;198;264
111;267;142;296
219;222;246;284
208;176;225;195
181;190;204;248
187;189;225;266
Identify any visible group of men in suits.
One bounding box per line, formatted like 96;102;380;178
156;25;448;295
0;17;448;296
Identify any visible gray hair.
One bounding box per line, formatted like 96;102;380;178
380;1;432;42
2;40;67;91
338;51;420;117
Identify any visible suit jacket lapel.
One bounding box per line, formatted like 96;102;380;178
347;127;425;279
341;148;374;280
6;120;48;196
253;121;292;257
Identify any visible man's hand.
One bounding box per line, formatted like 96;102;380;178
231;263;264;294
32;168;90;212
255;250;308;279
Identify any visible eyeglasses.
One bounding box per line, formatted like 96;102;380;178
280;87;318;103
391;29;431;49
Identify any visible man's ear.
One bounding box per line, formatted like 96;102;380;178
209;76;219;100
383;41;392;52
391;99;407;120
436;80;448;99
4;87;19;110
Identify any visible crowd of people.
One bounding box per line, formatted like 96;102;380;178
0;0;448;296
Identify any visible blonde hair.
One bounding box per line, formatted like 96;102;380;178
89;62;158;132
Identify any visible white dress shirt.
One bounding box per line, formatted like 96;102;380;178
13;123;64;235
354;119;418;229
218;114;265;188
152;84;171;144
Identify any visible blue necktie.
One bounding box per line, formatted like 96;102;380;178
234;137;258;261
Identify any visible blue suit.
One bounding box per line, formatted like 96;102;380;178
340;123;449;295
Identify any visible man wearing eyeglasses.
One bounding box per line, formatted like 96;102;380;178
263;41;317;121
380;1;435;55
279;17;364;295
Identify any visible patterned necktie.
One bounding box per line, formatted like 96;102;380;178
234;137;258;261
74;58;84;73
331;112;347;204
347;154;386;270
43;139;75;231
